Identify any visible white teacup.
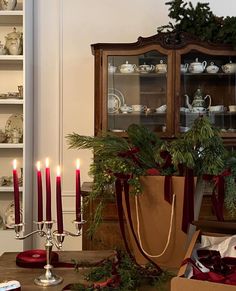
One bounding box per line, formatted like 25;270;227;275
132;104;146;112
108;63;117;74
209;105;224;112
180;63;189;73
120;104;132;114
229;105;236;112
156;104;167;113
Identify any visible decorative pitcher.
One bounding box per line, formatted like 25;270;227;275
185;88;211;113
5;27;23;55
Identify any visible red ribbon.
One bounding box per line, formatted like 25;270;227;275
203;169;231;221
164;175;173;204
182;250;236;286
182;168;194;233
15;250;76;268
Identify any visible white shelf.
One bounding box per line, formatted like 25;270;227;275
0;186;23;192
0;11;23;16
0;55;23;61
0;143;23;149
0;99;23;104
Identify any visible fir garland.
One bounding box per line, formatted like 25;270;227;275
66;250;174;291
158;0;236;47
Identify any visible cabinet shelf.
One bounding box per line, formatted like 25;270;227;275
180;111;236;116
182;73;235;77
112;72;166;77
0;143;23;149
140;91;166;95
0;186;23;192
109;112;166;116
0;99;23;104
0;55;23;61
0;11;23;16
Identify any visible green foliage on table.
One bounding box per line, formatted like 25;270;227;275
70;250;174;291
158;0;236;47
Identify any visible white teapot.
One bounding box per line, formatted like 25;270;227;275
189;58;207;73
119;61;136;73
137;63;154;73
206;62;219;74
5;27;23;55
185;88;211;113
222;61;236;74
155;60;167;73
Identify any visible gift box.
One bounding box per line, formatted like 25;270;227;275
171;229;236;291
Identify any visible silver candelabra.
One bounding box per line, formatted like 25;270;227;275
14;219;85;286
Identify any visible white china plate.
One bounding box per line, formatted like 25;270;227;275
108;88;125;104
108;93;121;113
108;88;125;113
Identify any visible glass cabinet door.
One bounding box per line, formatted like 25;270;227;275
178;50;236;135
106;50;173;135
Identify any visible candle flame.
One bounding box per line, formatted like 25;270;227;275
36;161;41;171
76;159;80;170
56;166;61;177
45;158;49;168
13;159;17;170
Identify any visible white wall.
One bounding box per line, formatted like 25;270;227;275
33;0;236;249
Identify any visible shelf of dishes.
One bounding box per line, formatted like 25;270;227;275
108;59;236;75
0;87;23;101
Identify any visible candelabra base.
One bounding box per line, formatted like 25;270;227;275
34;264;63;286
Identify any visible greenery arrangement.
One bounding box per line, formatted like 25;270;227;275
158;0;236;47
67;116;236;229
68;250;173;291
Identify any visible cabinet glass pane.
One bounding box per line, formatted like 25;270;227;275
107;51;168;133
179;52;236;133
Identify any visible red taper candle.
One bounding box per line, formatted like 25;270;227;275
56;166;63;233
13;159;20;224
45;158;52;221
37;161;43;222
76;159;81;222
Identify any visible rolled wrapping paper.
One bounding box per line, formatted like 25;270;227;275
0;281;21;290
16;249;59;268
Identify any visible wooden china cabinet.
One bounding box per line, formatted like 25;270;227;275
82;32;236;250
92;32;236;143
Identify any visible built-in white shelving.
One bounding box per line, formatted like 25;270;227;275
0;0;34;255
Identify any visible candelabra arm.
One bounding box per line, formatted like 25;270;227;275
15;229;46;240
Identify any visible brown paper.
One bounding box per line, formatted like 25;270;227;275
122;176;195;268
